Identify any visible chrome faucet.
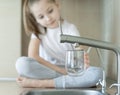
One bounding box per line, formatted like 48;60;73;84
60;34;120;95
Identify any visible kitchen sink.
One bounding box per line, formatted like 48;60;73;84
25;89;109;95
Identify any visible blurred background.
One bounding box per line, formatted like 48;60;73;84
0;0;120;81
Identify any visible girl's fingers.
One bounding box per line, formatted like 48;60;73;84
84;53;90;69
84;53;90;63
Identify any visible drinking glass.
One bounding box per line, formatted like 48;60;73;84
65;50;85;76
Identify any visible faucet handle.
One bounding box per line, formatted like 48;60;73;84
109;83;120;88
96;79;102;86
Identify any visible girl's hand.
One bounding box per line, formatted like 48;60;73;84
84;53;90;69
75;46;90;69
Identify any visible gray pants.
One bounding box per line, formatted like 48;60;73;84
15;57;103;88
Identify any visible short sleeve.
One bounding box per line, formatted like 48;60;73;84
69;24;80;37
31;33;37;39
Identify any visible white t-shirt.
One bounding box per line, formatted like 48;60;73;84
31;20;80;65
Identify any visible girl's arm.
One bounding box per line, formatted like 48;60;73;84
28;38;67;75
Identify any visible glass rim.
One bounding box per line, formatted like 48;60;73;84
66;49;84;52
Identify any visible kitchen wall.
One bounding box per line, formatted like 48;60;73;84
22;0;102;67
60;0;102;68
0;0;21;77
60;0;120;80
22;0;117;79
101;0;120;80
0;0;119;80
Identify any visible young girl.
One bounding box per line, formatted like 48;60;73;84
16;0;102;88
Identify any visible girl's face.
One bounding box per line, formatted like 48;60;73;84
30;0;60;29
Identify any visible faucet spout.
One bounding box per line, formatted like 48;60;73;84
60;34;120;95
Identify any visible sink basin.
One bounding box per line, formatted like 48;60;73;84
25;89;109;95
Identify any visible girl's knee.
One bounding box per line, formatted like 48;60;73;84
16;57;31;68
15;57;35;76
86;66;103;83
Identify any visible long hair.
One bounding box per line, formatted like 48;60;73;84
23;0;40;38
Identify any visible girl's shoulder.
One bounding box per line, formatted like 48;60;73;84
63;20;77;29
63;20;80;36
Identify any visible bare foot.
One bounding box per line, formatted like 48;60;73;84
16;77;55;88
16;77;42;88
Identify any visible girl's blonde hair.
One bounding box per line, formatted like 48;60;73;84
23;0;56;38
